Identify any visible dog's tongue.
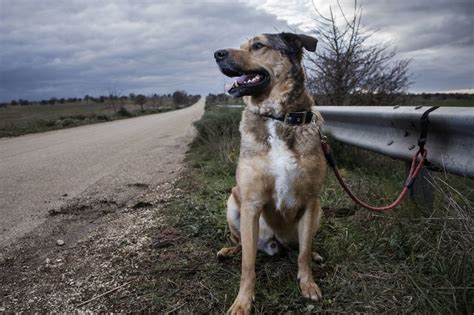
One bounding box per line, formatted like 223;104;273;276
236;74;251;84
224;74;250;94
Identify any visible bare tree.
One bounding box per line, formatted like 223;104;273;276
107;87;122;113
306;0;412;105
150;93;163;110
135;94;147;111
172;90;188;107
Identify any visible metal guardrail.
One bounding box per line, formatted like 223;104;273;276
318;106;474;179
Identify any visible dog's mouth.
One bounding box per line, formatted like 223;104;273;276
220;67;270;97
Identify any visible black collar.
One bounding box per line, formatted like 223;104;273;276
262;111;315;126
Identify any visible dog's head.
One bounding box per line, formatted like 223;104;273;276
214;33;317;98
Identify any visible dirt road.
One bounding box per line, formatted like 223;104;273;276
0;98;204;247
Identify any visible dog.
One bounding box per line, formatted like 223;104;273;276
214;32;326;314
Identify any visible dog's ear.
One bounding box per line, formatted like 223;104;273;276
297;34;318;52
280;33;318;53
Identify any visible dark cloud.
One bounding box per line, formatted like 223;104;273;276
0;0;290;101
359;0;474;92
359;1;473;51
0;0;473;101
249;0;474;93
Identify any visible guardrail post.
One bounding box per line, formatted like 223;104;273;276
406;163;433;211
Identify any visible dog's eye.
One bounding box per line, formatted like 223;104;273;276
251;42;265;50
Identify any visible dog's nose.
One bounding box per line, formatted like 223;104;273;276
214;49;228;61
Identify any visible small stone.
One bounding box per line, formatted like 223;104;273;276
56;239;65;246
0;307;5;312
45;258;51;265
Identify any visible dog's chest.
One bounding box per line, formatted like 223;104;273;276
265;120;301;210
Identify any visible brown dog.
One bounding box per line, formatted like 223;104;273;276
214;33;326;314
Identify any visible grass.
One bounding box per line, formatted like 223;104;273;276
148;104;473;313
0;99;189;138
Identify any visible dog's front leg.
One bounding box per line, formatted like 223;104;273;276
228;201;260;315
297;199;323;301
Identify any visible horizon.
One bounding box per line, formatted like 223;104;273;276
4;90;474;105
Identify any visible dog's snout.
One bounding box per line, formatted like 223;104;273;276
214;49;228;61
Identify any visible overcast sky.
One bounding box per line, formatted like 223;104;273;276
0;0;473;101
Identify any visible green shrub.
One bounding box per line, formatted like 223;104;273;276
96;114;110;121
75;114;87;120
60;118;76;126
193;107;241;145
117;107;133;117
191;107;242;173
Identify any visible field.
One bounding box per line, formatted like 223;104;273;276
147;104;473;313
0;97;191;138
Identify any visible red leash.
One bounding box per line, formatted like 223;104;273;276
318;105;439;212
320;139;427;212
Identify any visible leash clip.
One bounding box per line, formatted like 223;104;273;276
311;111;319;124
317;125;328;143
320;134;328;144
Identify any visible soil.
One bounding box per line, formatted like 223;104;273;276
0;178;186;312
0;99;214;312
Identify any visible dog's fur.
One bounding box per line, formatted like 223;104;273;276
214;33;326;315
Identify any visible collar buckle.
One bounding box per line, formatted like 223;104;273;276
284;111;307;125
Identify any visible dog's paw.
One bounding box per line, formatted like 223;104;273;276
217;245;241;261
311;252;323;263
217;248;229;261
227;294;252;315
300;280;322;301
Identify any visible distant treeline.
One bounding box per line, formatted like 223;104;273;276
4;91;471;108
312;92;474;106
405;93;474;100
0;90;200;108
